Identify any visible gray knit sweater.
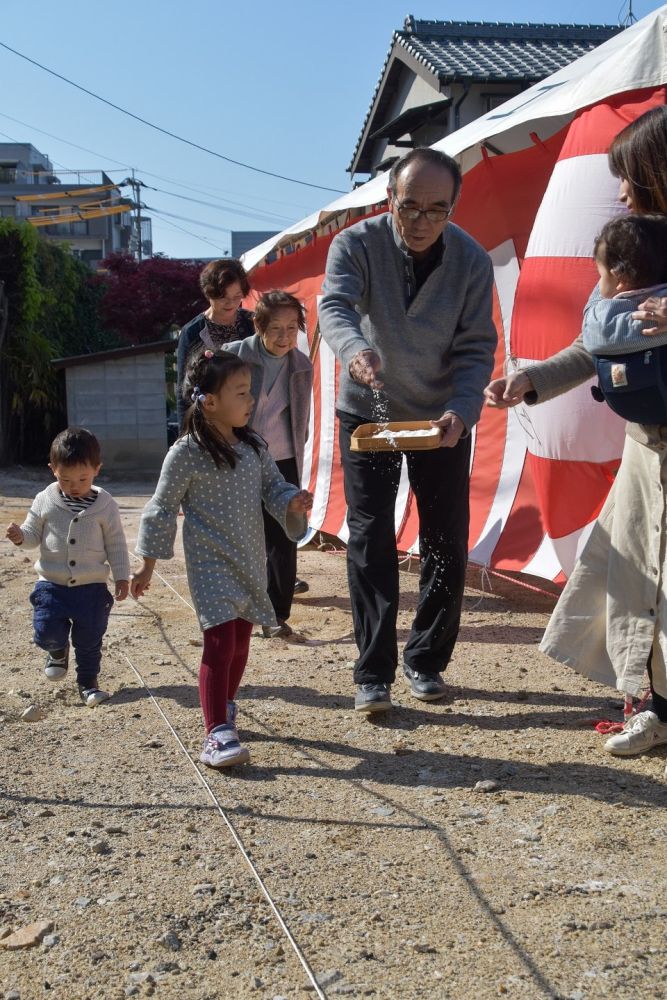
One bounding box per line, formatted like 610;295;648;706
18;483;130;586
319;214;497;430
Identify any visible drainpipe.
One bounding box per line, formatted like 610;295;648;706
453;81;472;131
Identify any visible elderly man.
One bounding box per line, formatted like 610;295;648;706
319;147;497;713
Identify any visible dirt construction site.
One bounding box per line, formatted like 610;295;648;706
1;468;667;1000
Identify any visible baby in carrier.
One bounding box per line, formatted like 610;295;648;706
583;214;667;424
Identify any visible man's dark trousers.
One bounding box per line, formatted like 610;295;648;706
338;410;470;685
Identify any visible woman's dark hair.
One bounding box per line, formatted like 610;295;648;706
199;258;250;301
388;147;462;203
594;214;667;289
253;290;306;335
49;427;101;468
608;106;667;215
181;348;261;468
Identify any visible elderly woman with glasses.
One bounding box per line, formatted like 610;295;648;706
176;258;254;431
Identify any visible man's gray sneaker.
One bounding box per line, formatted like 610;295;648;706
355;683;392;713
403;664;447;701
44;644;69;681
200;724;250;768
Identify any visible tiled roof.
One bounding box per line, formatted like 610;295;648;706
349;19;622;174
398;19;621;82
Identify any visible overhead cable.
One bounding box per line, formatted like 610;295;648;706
0;40;346;194
0;110;311;211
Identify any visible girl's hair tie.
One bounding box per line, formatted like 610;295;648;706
203;350;214;359
191;385;207;404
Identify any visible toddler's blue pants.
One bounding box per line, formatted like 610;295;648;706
30;581;114;687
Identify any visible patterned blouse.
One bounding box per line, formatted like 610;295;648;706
135;436;306;630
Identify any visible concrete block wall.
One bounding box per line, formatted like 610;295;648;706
65;352;168;472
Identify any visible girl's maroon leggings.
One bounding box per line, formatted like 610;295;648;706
199;618;253;733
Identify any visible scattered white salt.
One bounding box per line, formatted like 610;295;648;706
371;429;438;440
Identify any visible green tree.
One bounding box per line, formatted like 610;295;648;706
0;219;113;464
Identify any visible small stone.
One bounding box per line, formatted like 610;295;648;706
129;973;155;985
413;943;437;954
6;991;21;1000
191;883;215;895
158;931;181;952
474;780;499;793
35;808;55;818
317;970;343;988
1;920;54;949
187;638;203;647
42;934;59;949
90;840;110;855
20;705;45;723
371;806;395;817
74;897;91;908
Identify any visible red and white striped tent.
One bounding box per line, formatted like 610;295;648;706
243;7;667;582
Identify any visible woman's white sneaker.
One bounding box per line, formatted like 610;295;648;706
603;710;667;756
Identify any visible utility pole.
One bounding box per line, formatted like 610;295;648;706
132;168;143;261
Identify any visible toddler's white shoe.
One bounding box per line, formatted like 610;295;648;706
78;685;111;708
603;710;667;756
44;644;69;681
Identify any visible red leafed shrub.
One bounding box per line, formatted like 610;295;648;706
96;253;206;344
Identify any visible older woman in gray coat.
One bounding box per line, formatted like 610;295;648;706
225;291;313;637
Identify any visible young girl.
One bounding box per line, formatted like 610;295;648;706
130;349;312;768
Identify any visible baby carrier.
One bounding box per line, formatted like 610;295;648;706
592;345;667;424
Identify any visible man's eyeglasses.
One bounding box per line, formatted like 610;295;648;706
394;200;453;223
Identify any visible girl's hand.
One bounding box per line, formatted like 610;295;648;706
288;490;313;514
115;580;129;601
6;522;24;545
130;559;155;599
633;296;667;335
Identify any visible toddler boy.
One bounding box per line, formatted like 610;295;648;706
6;428;129;705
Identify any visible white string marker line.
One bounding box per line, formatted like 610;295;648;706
124;568;327;1000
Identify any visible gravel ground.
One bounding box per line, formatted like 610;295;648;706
1;468;667;1000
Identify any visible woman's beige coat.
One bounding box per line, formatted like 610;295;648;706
538;421;667;700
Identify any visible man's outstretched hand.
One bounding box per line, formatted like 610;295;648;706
349;350;384;389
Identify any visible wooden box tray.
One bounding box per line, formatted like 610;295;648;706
350;420;441;452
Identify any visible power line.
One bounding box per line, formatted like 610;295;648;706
150;215;228;256
0;110;312;213
0;39;346;194
140;183;292;226
144;205;235;234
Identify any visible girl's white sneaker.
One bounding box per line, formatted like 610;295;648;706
200;724;250;768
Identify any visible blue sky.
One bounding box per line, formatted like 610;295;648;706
0;0;657;258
